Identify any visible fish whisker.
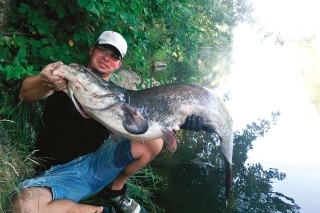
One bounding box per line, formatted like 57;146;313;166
58;76;65;88
81;66;111;93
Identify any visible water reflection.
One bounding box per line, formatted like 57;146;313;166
150;112;300;212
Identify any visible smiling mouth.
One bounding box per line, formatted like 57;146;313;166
98;60;108;67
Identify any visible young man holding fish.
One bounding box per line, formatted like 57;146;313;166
11;31;202;213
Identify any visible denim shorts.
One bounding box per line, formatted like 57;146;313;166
14;136;135;202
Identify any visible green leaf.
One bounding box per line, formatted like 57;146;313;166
15;36;27;47
13;66;26;79
21;59;28;64
37;24;49;35
10;14;19;23
120;1;126;8
114;0;120;6
131;2;137;11
74;34;81;41
68;1;78;13
13;57;20;66
6;71;13;81
30;70;39;76
18;4;29;13
87;2;99;16
42;38;52;44
61;44;70;55
18;49;27;58
57;3;66;19
27;66;33;72
143;8;148;16
77;0;90;7
46;0;57;7
4;65;13;80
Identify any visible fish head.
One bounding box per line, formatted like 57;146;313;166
52;64;122;118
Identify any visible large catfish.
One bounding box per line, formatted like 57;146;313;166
53;64;234;201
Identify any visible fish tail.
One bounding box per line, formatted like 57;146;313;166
224;156;232;202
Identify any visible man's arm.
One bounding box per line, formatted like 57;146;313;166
19;61;67;103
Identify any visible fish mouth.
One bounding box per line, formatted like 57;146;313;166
72;95;91;118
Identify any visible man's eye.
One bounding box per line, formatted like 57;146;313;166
111;54;120;59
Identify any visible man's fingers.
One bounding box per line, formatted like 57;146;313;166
40;71;67;91
190;115;197;130
46;61;63;73
43;81;67;90
183;116;192;129
195;116;203;131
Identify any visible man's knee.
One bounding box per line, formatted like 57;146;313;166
131;138;163;161
11;187;52;213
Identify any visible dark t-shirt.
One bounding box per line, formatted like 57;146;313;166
34;91;109;171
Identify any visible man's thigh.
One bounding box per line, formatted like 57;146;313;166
11;187;52;212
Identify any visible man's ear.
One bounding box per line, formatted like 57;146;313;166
89;46;94;55
117;60;122;69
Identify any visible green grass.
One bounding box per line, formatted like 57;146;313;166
81;164;166;213
0;121;37;212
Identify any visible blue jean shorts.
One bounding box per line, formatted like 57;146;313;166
14;136;135;202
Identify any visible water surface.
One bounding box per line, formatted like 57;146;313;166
150;17;320;213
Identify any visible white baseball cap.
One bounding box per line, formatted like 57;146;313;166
96;31;127;58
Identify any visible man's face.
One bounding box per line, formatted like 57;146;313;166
88;44;122;80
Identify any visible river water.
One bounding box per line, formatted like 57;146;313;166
218;23;320;212
150;1;320;212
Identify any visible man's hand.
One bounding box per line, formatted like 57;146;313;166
180;115;203;131
40;61;67;91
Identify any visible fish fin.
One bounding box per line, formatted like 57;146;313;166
224;156;232;202
107;130;118;142
162;127;180;153
121;104;149;134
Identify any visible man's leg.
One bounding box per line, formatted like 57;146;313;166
110;138;163;190
101;138;163;213
11;138;163;213
11;187;104;213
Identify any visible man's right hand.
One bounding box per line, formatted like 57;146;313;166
40;61;67;91
19;61;67;102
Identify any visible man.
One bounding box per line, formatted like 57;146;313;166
11;31;202;213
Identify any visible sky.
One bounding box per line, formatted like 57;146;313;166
215;0;320;212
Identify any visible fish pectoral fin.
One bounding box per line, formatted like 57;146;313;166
121;104;149;134
162;127;180;153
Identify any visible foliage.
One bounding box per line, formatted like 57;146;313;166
0;0;253;84
142;0;254;86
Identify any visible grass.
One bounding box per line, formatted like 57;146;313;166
81;164;166;213
126;165;166;213
0;121;37;212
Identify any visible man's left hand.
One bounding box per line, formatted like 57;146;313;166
180;115;203;131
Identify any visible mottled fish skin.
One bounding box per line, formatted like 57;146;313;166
52;64;234;200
